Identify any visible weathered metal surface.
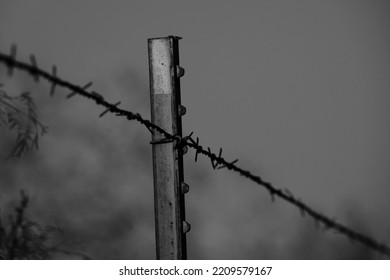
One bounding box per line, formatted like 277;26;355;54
148;36;188;260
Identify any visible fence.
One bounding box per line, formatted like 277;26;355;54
0;40;390;259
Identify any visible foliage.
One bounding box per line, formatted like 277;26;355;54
0;83;48;158
0;191;90;260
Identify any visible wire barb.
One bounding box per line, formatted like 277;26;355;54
29;54;39;82
298;202;305;217
215;148;223;167
207;147;218;169
192;137;200;162
67;82;92;99
217;159;239;169
99;101;121;118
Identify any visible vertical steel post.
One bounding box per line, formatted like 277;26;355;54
148;36;189;260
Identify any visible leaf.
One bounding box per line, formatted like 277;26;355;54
0;87;48;158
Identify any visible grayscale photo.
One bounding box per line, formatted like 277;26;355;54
0;0;389;261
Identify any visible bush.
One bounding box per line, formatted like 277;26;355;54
0;191;90;259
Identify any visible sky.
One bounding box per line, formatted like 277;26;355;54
0;0;390;259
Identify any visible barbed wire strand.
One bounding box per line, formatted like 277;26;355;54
0;47;389;258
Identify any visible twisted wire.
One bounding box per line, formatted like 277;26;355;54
1;47;389;258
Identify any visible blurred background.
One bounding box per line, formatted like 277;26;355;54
0;0;390;259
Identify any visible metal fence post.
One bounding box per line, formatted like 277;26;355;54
148;36;189;260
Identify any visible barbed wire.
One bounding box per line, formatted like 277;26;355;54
0;45;389;258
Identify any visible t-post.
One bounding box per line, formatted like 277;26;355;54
148;36;190;260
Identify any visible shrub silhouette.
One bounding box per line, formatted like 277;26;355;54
0;191;90;259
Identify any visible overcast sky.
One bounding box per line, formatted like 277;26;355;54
1;0;390;259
